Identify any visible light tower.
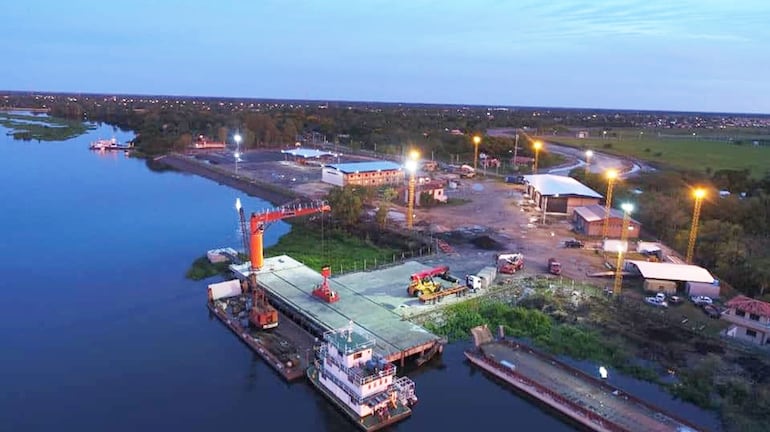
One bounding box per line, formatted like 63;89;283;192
584;150;594;175
686;188;707;264
234;133;242;174
472;135;482;172
405;150;420;230
602;169;619;238
533;140;543;174
613;202;634;295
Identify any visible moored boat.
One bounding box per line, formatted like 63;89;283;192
89;138;133;151
307;322;417;431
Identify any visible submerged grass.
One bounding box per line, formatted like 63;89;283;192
0;113;94;141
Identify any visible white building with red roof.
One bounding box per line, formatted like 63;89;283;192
722;295;770;345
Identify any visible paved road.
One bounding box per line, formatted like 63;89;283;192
487;128;653;179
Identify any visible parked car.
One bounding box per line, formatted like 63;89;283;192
564;239;585;248
690;295;713;306
702;304;722;319
668;295;683;305
645;293;669;308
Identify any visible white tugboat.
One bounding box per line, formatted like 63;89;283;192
307;322;418;431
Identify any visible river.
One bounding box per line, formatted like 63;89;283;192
0;120;719;432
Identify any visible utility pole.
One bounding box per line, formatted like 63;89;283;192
513;133;519;171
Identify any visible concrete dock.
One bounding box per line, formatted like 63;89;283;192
231;255;444;366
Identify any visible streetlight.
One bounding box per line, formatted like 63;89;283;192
234;133;242;174
602;169;619;239
584;150;594;175
686;188;707;264
613;202;634;295
532;140;543;174
405;150;420;230
472;135;482;172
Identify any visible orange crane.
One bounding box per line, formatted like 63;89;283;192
236;198;331;330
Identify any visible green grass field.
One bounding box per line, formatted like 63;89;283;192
547;128;770;177
265;223;399;272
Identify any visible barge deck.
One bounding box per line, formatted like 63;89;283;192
208;295;316;381
465;326;705;432
231;255;443;366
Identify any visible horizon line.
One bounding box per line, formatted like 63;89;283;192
2;88;769;118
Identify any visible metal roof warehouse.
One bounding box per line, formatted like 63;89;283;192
522;174;603;214
624;260;716;284
523;174;603;198
280;148;339;159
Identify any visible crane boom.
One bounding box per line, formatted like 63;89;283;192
249;201;331;271
236;199;331;330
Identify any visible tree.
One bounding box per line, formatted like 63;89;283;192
375;204;389;229
326;186;363;226
381;187;398;203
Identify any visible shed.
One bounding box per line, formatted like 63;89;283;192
643;279;677;295
624;260;715;284
573;204;641;238
686;281;720;298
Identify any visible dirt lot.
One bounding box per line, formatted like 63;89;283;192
402;177;609;284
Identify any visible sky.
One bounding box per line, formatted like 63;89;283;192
3;0;770;114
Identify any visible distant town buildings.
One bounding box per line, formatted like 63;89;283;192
192;135;226;150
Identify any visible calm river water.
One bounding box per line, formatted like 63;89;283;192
0;119;720;431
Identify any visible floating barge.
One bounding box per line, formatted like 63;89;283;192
465;325;705;432
207;280;315;381
230;255;444;367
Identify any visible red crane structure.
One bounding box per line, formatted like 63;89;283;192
236;198;331;330
312;265;339;303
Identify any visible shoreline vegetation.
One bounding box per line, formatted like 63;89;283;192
416;280;770;432
0;112;94;141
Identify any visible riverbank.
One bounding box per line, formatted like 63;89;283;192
156;153;300;205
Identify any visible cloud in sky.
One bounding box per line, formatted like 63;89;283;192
2;0;769;113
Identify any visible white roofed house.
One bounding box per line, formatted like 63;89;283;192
522;174;603;214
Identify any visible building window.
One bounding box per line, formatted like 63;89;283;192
750;313;760;321
736;310;745;317
746;329;757;337
354;352;363;359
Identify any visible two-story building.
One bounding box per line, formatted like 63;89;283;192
722;295;770;345
321;161;404;187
